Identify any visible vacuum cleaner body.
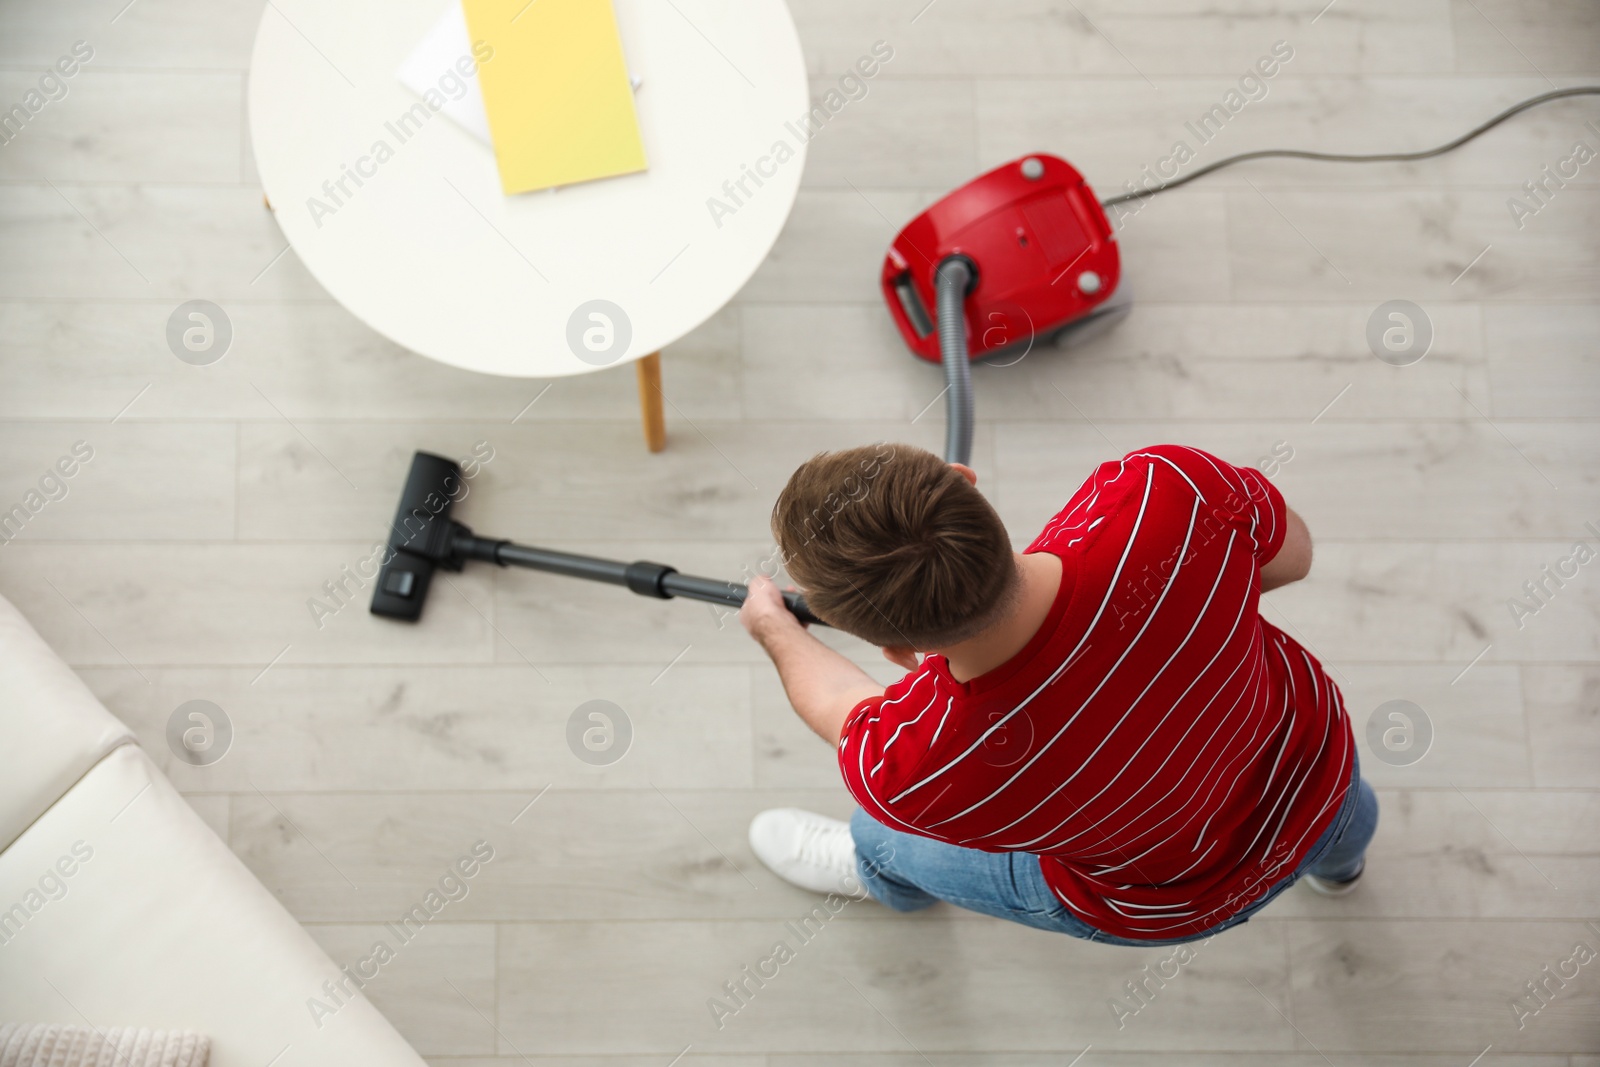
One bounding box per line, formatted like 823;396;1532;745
882;154;1127;363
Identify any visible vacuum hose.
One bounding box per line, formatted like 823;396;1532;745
935;256;975;466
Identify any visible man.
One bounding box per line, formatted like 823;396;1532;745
738;443;1376;944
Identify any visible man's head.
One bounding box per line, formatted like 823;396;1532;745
771;444;1019;649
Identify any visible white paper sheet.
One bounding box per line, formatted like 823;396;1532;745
396;3;494;144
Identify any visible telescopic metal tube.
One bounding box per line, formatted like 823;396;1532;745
488;542;632;585
453;532;825;626
658;571;746;606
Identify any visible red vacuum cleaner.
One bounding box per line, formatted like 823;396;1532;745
881;154;1130;464
881;86;1600;464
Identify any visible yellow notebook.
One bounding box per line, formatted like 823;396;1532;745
462;0;648;194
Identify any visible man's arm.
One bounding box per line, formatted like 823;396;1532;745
1259;505;1312;592
740;575;885;743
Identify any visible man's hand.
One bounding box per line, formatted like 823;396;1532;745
740;574;884;744
740;574;805;646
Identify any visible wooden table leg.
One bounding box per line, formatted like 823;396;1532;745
636;351;666;453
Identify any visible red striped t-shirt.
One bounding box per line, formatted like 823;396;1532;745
839;444;1353;941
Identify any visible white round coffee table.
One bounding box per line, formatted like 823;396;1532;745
248;0;808;449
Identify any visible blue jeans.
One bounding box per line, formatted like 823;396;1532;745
851;755;1378;946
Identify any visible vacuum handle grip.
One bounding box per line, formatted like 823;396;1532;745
655;570;825;627
781;589;825;627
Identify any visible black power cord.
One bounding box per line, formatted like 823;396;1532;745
1100;85;1600;208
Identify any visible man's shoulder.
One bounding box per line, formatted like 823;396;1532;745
1032;445;1245;551
838;666;964;804
876;662;952;715
1029;451;1153;553
842;665;956;750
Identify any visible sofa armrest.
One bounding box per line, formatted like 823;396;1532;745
0;745;427;1067
0;593;135;853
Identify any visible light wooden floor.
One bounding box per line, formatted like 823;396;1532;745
3;0;1599;1062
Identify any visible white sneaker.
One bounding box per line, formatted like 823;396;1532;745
748;808;865;897
1301;861;1365;897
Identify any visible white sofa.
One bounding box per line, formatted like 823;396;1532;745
0;594;427;1067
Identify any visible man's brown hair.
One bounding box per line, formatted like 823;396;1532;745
771;443;1019;649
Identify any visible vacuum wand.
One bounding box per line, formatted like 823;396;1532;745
454;534;823;624
369;451;824;626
